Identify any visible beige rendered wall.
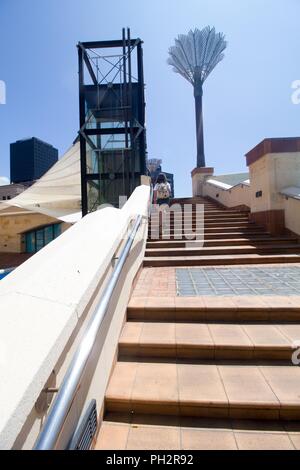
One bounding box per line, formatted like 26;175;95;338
283;197;300;236
203;181;251;208
192;169;214;197
249;152;300;213
0;208;70;253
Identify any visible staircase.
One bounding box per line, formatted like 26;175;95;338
145;197;300;267
95;197;300;450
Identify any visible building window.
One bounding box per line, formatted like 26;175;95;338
25;223;62;253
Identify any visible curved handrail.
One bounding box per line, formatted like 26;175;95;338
34;212;144;450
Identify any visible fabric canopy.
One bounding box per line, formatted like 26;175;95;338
0;142;82;222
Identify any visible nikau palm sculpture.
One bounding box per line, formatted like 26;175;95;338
168;27;227;168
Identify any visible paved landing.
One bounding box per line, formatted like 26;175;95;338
176;266;300;296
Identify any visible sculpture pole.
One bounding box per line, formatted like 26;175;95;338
168;27;227;169
194;82;205;168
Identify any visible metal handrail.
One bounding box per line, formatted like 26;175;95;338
34;212;145;450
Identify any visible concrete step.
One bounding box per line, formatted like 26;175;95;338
146;237;298;249
144;253;300;267
119;321;299;361
145;244;300;258
127;296;300;322
95;413;300;450
105;360;300;420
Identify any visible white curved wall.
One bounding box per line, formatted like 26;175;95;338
0;185;150;449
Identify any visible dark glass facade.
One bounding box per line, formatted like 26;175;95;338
10;137;58;183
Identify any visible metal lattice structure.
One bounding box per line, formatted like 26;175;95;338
168;27;227;168
77;28;146;216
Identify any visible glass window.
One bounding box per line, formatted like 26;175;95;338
53;224;61;238
25;231;35;254
24;223;62;254
44;226;54;246
36;229;45;251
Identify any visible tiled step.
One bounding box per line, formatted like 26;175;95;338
172;199;219;206
119;321;299;361
105;361;300;420
148;222;251;231
172;198;217;204
144;253;300;267
149;226;266;235
146;237;298;249
145;244;300;258
149;216;250;223
203;214;249;219
170;203;219;209
95;413;300;450
127;296;300;322
150;221;254;229
149;231;271;241
150;210;249;216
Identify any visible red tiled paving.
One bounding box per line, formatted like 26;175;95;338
0;252;32;269
132;267;176;297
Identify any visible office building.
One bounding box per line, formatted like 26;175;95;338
10;137;58;184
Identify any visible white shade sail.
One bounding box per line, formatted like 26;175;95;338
0;142;82;222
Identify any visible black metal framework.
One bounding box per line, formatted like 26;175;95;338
77;28;147;216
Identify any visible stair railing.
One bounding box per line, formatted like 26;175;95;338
34;186;151;450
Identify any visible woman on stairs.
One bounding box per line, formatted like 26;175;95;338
153;173;171;206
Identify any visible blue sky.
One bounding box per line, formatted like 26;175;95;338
0;0;299;197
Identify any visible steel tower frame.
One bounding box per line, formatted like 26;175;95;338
77;28;146;216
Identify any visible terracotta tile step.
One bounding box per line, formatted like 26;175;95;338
151;209;248;214
148;220;251;229
105;361;300;420
145;244;300;258
169;206;229;211
172;200;219;206
127;296;300;322
170;203;218;207
144;254;300;267
148;231;271;241
172;198;217;204
149;221;254;229
146;237;298;249
170;211;249;220
119;321;300;361
149;216;250;223
95;413;300;450
150;211;249;216
149;226;266;235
